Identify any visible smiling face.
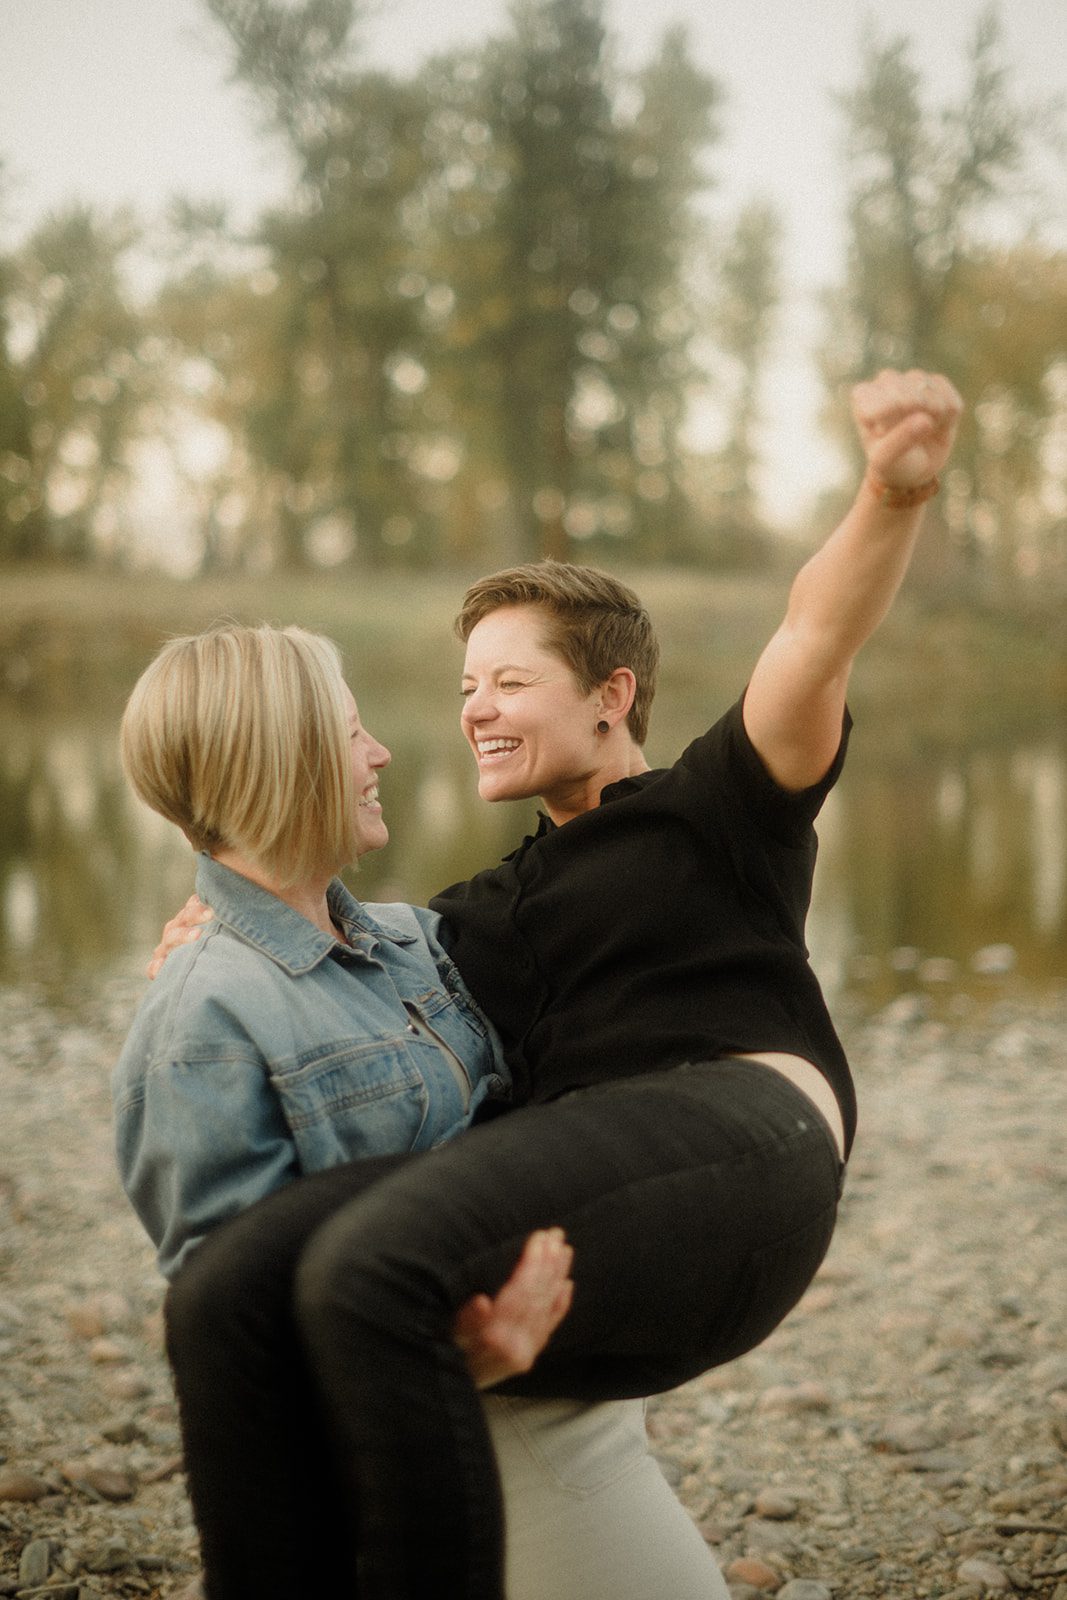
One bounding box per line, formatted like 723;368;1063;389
342;686;392;858
460;605;610;821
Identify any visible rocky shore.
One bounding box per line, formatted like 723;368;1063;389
1;972;1064;1599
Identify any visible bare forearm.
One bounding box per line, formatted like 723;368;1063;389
781;474;927;680
744;370;963;790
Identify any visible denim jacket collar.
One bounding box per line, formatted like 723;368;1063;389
195;854;418;979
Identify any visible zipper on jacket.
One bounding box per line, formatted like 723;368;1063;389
403;1001;473;1111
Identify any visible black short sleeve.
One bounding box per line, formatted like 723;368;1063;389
676;693;852;845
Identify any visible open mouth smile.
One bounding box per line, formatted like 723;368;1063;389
475;739;521;763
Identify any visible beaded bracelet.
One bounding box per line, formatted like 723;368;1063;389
865;471;940;509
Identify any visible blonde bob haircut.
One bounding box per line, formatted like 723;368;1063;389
120;624;357;886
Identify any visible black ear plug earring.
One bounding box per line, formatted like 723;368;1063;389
597;720;610;734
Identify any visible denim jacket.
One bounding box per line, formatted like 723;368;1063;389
113;855;510;1279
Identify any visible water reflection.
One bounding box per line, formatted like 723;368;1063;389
2;700;1067;1013
809;732;1067;1008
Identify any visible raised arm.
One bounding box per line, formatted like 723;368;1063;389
743;368;963;790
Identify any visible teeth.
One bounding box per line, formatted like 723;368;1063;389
477;739;520;756
359;786;379;807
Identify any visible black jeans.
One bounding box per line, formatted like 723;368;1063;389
165;1060;845;1599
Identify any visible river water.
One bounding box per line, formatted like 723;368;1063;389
2;669;1065;1017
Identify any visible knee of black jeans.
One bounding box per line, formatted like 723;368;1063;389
165;1224;285;1364
293;1214;456;1362
291;1213;394;1342
290;1231;333;1341
290;1213;373;1351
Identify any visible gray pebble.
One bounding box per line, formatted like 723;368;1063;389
878;991;927;1025
753;1488;798;1520
743;1518;802;1554
970;944;1016;975
840;1544;880;1564
84;1537;133;1573
871;1414;944;1454
957;1556;1013;1591
15;1588;80;1600
18;1539;52;1587
777;1584;833;1600
99;1416;144;1445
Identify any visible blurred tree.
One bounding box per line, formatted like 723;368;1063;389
203;0;439;568
0;165;39;559
605;24;725;563
942;244;1067;593
199;0;724;569
149;206;273;573
822;8;1066;594
205;0;360;142
180;0;753;571
432;4;722;562
4;206;150;563
708;199;782;558
254;72;435;570
485;0;625;560
410;50;516;563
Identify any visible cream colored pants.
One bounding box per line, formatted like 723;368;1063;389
485;1396;729;1600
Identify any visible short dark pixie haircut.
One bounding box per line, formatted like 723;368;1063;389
455;561;660;746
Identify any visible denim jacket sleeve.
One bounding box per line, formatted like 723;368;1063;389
113;950;301;1279
113;874;511;1281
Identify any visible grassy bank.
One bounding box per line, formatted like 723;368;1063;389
2;562;1066;732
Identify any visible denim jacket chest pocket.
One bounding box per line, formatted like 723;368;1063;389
267;1030;433;1170
264;949;490;1168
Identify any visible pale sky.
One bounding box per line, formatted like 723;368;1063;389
2;0;1064;524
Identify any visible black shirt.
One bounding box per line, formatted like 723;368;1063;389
432;694;856;1156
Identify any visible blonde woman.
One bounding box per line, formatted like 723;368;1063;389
114;625;730;1600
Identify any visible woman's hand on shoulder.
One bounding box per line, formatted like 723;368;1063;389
147;895;214;980
452;1228;574;1389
